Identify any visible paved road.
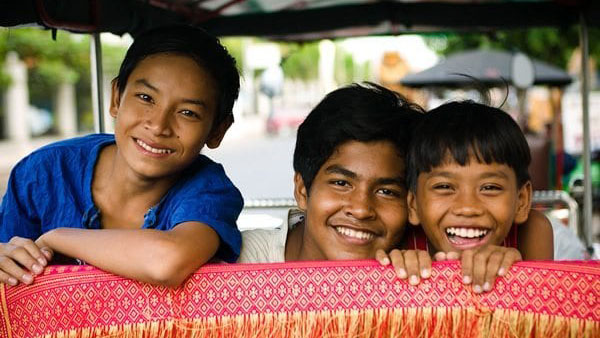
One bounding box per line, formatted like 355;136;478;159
205;133;297;200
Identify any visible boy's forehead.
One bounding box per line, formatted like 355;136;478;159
332;140;403;158
326;140;406;174
425;158;518;181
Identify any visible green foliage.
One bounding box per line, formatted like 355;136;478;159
334;46;354;85
280;42;319;80
334;43;370;85
102;43;129;79
221;38;245;72
0;28;127;133
424;27;600;70
37;60;79;86
0;70;11;90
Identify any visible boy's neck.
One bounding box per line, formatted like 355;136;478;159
92;144;178;227
284;222;304;261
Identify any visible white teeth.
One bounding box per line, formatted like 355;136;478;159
335;227;374;241
445;227;489;239
136;139;172;154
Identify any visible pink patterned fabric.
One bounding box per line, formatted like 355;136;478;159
1;260;598;337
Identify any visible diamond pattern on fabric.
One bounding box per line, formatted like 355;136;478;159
1;261;598;337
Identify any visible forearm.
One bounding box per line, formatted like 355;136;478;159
38;226;219;287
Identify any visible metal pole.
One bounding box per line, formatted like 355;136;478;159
90;33;105;133
579;13;593;247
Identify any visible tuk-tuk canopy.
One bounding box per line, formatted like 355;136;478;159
3;0;600;40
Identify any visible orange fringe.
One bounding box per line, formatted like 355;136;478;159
40;307;599;338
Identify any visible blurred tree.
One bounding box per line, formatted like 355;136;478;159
221;37;245;72
334;46;355;85
0;28;127;133
425;27;600;70
280;42;319;80
333;44;370;85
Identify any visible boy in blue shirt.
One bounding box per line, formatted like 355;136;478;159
0;25;243;287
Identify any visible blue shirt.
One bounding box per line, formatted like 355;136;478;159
0;134;243;262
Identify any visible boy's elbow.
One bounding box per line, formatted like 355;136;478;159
148;272;188;288
144;242;204;288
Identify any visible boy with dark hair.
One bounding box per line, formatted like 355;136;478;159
0;25;243;287
405;101;554;292
239;82;425;266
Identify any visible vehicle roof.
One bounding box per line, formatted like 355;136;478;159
3;0;599;40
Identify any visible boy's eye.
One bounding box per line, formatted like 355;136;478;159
136;93;153;103
330;180;350;187
179;110;200;119
377;188;402;197
481;184;502;192
432;183;452;190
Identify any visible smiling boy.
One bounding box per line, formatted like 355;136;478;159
406;101;554;291
239;83;428;270
0;26;242;287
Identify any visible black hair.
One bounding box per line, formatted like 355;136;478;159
293;82;424;192
114;25;239;127
407;101;531;191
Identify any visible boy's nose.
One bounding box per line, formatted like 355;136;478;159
344;190;376;220
145;110;173;136
451;191;483;216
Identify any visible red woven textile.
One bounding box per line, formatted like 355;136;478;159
2;260;599;337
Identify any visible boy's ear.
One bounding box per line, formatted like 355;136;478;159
514;181;533;224
293;172;308;211
109;79;121;118
407;190;421;226
206;114;233;149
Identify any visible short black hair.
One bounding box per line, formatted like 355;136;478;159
407;101;531;191
114;25;239;127
293;82;424;192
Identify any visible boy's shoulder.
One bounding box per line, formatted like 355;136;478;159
26;134;114;162
178;154;236;190
159;154;243;214
15;134;114;173
239;225;288;263
238;209;302;263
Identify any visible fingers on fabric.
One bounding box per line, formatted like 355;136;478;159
375;249;391;266
0;237;49;286
389;250;432;285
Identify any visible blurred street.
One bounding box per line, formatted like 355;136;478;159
206;132;296;200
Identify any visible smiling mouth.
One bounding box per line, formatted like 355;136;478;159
445;227;490;247
334;226;375;241
135;138;173;154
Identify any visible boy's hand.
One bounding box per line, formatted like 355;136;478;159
376;249;431;285
437;245;521;294
0;236;53;286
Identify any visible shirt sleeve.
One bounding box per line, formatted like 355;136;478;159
0;158;42;242
166;162;243;263
238;228;286;263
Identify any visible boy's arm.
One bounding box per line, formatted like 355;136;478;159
36;222;219;288
518;209;554;260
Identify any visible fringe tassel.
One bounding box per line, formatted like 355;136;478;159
40;307;599;338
